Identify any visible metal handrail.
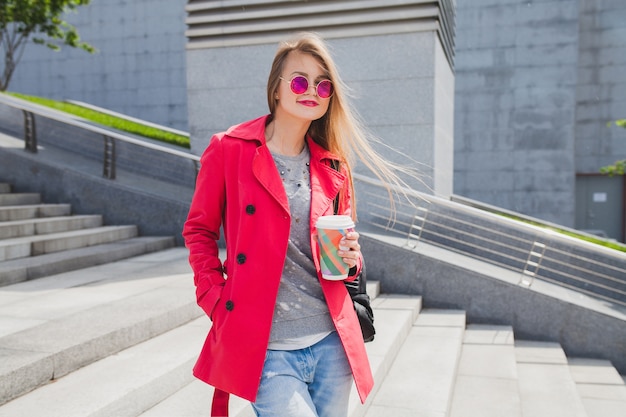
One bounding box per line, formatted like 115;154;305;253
0;93;200;173
1;93;623;306
354;174;626;307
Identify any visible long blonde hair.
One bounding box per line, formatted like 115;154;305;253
267;32;414;219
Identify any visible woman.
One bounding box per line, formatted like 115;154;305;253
183;32;404;417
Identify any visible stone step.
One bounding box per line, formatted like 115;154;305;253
137;293;422;417
0;236;175;287
366;279;381;300
138;380;255;417
0;247;198;407
0;317;209;417
0;204;72;222
1;244;622;417
0;225;138;261
0;193;40;206
0;244;401;417
364;309;466;417
0;183;10;194
324;293;426;417
514;340;588;417
449;325;521;417
569;357;626;417
0;214;103;239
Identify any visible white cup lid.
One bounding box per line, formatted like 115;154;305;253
315;215;354;229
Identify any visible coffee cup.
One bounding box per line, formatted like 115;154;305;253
315;215;355;280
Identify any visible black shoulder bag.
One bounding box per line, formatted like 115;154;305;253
331;161;375;343
344;265;376;342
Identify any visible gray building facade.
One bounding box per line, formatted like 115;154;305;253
454;0;626;241
7;0;189;131
185;0;456;196
5;0;626;240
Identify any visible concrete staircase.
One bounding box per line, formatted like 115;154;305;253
0;182;175;287
1;251;624;416
0;183;624;416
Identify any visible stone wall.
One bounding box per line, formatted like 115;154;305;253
7;0;188;131
7;1;624;235
575;0;626;173
185;1;456;196
453;0;626;230
453;0;580;226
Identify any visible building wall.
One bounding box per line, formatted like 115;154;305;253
7;0;188;131
454;0;626;231
185;1;456;196
186;31;454;195
575;0;626;173
6;1;625;235
453;0;580;227
186;43;274;152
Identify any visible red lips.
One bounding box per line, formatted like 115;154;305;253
298;100;319;107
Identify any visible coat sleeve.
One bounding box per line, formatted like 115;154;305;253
183;135;227;319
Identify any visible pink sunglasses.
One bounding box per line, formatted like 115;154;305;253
280;75;334;99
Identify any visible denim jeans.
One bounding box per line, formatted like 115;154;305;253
251;331;353;417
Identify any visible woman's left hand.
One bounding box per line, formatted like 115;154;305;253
338;231;361;268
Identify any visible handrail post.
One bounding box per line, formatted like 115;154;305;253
519;241;546;287
23;110;37;153
407;206;429;249
103;135;116;179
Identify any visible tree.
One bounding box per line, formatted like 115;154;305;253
600;119;626;176
0;0;95;91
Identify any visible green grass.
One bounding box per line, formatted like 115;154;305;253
501;213;626;254
5;92;190;148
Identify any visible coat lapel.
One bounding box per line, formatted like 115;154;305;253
308;137;346;223
227;116;346;219
252;145;290;214
228;115;290;214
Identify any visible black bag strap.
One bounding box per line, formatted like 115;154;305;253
330;159;340;214
331;159;366;293
330;159;375;343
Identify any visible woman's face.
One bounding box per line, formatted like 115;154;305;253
275;51;331;122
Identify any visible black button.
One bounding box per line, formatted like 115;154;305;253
246;205;256;215
237;253;246;264
225;300;234;311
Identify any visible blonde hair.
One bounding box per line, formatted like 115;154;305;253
267;32;414;219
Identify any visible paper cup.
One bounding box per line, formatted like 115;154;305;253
315;215;355;280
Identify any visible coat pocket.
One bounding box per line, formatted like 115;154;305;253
197;283;225;320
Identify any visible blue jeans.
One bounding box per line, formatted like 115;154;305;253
251;332;353;417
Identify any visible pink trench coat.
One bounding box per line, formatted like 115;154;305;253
182;115;374;414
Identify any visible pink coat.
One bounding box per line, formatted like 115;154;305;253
183;115;374;407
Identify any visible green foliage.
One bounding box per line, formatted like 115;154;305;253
600;160;625;176
501;213;626;254
601;119;626;176
0;0;95;91
7;92;190;148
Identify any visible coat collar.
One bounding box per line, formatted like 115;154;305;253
225;115;270;144
229;115;346;217
226;114;341;165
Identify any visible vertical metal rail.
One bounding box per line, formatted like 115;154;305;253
407;206;429;249
103;135;116;179
23;110;37;153
519;241;546;286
